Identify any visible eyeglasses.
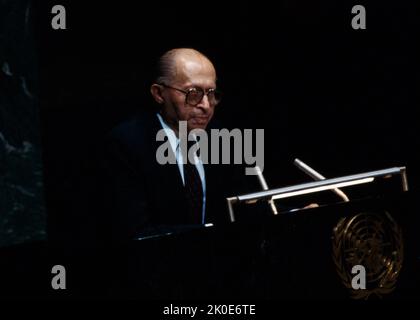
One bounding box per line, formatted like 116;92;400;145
160;83;222;107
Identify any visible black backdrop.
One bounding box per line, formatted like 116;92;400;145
32;1;420;241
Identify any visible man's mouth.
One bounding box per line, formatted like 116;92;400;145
191;117;209;125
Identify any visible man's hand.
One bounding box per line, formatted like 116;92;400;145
303;203;319;209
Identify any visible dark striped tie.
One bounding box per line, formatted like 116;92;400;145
183;142;203;224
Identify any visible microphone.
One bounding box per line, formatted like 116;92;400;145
254;166;279;215
293;158;350;202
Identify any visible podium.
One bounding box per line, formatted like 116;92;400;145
113;166;419;300
1;168;418;300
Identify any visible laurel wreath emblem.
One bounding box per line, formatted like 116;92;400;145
332;211;404;299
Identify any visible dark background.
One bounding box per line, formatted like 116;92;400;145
1;0;419;300
34;1;420;241
0;0;45;247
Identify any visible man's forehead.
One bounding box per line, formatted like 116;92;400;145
176;55;214;72
173;49;208;64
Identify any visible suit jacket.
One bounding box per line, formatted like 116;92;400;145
101;111;253;245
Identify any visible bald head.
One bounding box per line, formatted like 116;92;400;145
155;48;216;85
150;48;218;132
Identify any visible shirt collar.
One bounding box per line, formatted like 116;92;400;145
156;113;180;154
156;113;199;152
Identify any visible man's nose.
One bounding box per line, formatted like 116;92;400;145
197;94;211;110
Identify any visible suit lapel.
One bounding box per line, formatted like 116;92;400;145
145;114;190;224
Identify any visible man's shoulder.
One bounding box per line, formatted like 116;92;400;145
108;110;159;149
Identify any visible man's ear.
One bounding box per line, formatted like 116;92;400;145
150;84;164;104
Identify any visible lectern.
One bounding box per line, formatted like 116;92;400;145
115;166;418;300
219;166;414;299
3;167;416;299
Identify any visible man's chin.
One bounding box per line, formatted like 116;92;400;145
188;119;209;131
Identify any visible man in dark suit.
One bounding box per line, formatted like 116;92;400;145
103;48;253;245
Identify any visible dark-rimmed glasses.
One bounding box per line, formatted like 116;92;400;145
160;83;222;106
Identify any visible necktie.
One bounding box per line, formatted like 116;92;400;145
183;141;203;224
